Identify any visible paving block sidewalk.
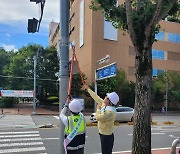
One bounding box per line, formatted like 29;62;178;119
117;148;179;154
0;103;59;115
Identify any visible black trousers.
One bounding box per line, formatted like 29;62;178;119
99;133;114;154
67;148;84;154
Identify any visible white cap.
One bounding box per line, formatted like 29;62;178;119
69;99;83;113
106;92;119;105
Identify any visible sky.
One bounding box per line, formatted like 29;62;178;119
0;0;59;51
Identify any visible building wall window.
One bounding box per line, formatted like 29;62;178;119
155;31;165;41
152;68;164;77
152;49;165;60
168;33;180;43
79;0;84;47
103;0;118;41
103;19;118;41
168;52;180;61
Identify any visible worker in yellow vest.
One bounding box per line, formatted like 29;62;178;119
60;99;86;154
84;85;119;154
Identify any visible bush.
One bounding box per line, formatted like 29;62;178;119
0;97;17;108
85;99;94;109
45;96;59;105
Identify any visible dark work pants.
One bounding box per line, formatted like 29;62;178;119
99;133;114;154
67;148;84;154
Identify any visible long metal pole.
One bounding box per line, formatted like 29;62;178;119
165;81;168;115
32;55;37;115
59;0;69;154
94;65;97;112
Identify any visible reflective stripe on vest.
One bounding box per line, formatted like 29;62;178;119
67;144;85;150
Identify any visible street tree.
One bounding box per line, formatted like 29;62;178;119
155;72;180;108
3;45;59;99
90;0;178;153
3;45;36;90
169;72;180;107
0;49;13;89
37;46;59;99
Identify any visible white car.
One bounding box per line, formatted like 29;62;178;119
90;106;134;122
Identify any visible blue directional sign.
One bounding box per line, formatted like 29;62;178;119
97;63;117;80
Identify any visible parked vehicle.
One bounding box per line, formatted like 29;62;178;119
90;106;134;122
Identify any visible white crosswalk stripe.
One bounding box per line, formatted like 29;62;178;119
0;130;47;153
0;131;39;135
0;134;40;138
53;116;59;119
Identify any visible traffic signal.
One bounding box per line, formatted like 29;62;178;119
28;18;38;33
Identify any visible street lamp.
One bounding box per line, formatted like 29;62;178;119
32;48;45;115
94;55;110;111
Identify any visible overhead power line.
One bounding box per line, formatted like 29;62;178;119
0;31;47;36
0;74;57;82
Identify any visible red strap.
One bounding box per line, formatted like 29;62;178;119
67;54;75;102
67;45;85;103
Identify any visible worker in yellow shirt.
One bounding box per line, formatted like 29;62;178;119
84;85;119;154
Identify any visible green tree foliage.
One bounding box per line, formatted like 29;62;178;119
71;73;87;98
3;45;39;90
152;79;164;104
166;1;180;23
90;0;178;153
171;90;180;107
36;46;59;100
169;72;180;107
0;97;17;108
0;49;14;89
153;72;180;108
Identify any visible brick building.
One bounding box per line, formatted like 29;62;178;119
49;0;180;84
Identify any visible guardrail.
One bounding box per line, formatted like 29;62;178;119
171;138;180;154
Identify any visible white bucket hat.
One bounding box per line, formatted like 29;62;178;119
106;92;119;105
69;99;83;113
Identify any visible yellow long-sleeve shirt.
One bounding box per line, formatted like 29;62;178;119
87;88;116;135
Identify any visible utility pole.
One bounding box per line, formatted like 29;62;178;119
165;80;168;115
32;55;37;115
165;70;168;115
59;0;69;154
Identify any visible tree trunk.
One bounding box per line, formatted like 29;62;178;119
132;46;152;154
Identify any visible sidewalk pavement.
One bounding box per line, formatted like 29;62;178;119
115;148;179;154
0;103;59;115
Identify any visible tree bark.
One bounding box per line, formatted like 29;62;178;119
132;45;152;154
125;0;137;47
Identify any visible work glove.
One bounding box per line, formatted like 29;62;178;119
64;102;69;108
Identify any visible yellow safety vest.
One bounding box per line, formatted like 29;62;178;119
64;114;86;150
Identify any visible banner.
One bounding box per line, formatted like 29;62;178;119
0;90;33;98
